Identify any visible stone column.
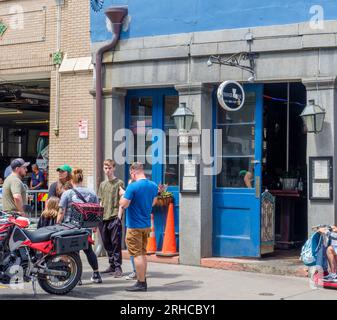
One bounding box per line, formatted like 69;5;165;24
174;83;213;266
102;88;126;180
302;77;337;235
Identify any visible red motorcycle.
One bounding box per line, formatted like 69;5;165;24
0;211;92;295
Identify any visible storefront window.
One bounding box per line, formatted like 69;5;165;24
129;97;153;179
216;92;256;188
164;96;179;186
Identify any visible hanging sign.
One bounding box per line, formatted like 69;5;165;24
217;80;245;112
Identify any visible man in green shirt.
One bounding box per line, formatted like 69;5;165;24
98;159;124;277
2;158;30;216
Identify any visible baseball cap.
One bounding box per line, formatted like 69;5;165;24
11;158;30;170
56;164;72;173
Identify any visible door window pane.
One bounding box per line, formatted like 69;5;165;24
129;97;153;178
217;92;256;124
217;157;254;188
220;125;255;156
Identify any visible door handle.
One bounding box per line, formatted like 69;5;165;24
251;160;260;164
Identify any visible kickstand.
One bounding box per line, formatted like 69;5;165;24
31;276;37;296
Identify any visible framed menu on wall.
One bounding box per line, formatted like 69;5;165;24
309;156;333;201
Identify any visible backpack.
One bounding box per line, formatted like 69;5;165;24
300;231;323;266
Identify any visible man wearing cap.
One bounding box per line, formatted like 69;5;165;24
2;158;30;216
48;164;72;199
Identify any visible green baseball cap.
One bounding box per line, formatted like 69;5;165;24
56;164;72;173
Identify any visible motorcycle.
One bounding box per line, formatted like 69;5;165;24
0;211;93;295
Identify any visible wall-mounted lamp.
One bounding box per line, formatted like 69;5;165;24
171;102;194;132
300;99;326;133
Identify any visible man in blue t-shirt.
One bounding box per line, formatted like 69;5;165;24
120;162;158;292
30;164;45;190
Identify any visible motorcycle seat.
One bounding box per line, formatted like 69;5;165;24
22;226;68;243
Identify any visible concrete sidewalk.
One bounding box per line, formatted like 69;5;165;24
0;255;335;300
123;249;308;278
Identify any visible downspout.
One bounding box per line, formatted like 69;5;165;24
54;0;64;136
95;6;128;188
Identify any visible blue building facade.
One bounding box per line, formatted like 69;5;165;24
91;0;337;265
91;0;337;41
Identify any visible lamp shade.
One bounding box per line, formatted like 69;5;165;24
300;99;326;133
171;102;194;132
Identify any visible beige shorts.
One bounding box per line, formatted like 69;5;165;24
126;228;151;257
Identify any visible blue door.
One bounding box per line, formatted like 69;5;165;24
125;89;180;250
213;84;263;257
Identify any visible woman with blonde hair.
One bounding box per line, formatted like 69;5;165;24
58;168;102;284
37;197;59;228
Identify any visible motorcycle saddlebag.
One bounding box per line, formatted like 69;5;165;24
52;229;89;255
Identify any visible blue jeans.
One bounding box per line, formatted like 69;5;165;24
316;242;328;272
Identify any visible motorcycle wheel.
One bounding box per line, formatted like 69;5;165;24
38;252;82;295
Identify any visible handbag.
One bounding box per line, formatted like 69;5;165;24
70;189;104;228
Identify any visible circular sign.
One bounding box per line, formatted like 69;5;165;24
217;81;245;112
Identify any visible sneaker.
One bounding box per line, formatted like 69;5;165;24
125;272;137;280
114;269;123;278
101;266;115;274
91;272;103;284
125;280;147;292
323;273;337;282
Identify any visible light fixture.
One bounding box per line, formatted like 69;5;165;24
14;119;49;125
0;109;23;115
171;102;194;132
300;99;326;133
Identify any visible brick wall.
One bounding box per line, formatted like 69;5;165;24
0;0;95;188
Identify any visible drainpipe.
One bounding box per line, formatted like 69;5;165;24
54;0;64;136
95;6;128;188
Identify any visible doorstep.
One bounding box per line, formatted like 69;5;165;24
201;251;308;278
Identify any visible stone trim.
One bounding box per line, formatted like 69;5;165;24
175;83;214;95
302;77;337;91
90;87;127;97
92;20;337;64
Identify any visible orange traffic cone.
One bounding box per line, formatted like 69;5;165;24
146;213;156;254
156;202;178;257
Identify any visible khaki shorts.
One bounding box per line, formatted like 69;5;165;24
126;228;151;257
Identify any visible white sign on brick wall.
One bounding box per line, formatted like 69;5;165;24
79;120;88;139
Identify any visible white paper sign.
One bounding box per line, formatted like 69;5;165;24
79;120;88;139
312;182;330;198
184;159;196;177
314;160;329;180
183;176;197;191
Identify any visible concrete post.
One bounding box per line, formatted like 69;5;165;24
302;77;337;235
174;83;213;265
103;88;126;179
95;87;126;256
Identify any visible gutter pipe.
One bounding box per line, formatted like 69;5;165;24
95;6;128;189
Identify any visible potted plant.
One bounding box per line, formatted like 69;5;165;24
155;184;173;207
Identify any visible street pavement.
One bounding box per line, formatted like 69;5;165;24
1;255;337;300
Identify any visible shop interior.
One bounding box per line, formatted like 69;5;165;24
262;82;307;251
0;79;50;186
